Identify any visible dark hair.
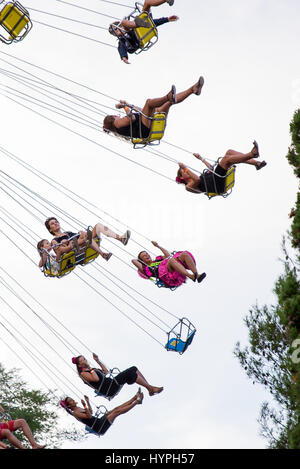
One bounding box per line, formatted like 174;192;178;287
176;169;187;185
45;217;58;235
72;355;85;377
37;239;47;253
103;115;117;133
108;21;120;37
138;251;148;262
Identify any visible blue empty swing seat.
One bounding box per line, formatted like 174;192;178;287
165;318;196;354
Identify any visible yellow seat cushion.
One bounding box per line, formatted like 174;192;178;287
134;12;157;48
207;165;236;198
132;112;166;147
0;3;29;38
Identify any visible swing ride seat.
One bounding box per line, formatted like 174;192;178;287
0;1;32;44
203;163;236;199
85;405;108;437
132;112;167;149
133;11;158;53
93;368;123;401
82;237;100;266
43;237;100;278
165;318;196;354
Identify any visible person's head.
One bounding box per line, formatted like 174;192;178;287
45;217;60;235
72;355;88;375
108;21;123;37
103;115;118;133
138;251;152;265
175;168;187;185
37;239;52;254
60;397;76;411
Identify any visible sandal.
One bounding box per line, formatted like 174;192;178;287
103;252;113;261
256;160;267;170
166;0;175;5
167;85;177;104
251;140;260;158
194;76;204;96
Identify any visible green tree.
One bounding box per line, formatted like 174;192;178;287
0;362;83;448
234;109;300;449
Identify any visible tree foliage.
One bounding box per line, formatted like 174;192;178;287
234;109;300;448
0;362;84;448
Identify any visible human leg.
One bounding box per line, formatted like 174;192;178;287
143;1;173;13
106;390;143;424
92;223;131;245
0;429;25;449
13;419;45;449
135;370;163;396
219;143;260;171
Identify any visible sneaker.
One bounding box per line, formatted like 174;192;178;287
121;230;131;246
167;0;175;5
197;272;207;283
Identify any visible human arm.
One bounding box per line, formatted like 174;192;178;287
118;41;130;63
132;258;145;273
83;396;93;417
74;401;93;420
151;241;170;258
193;153;214;171
178;163;199;182
153;16;178;27
93;353;109;375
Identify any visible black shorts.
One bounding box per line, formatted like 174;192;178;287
198;164;227;193
132;114;150;138
84;415;112;435
115;366;138;386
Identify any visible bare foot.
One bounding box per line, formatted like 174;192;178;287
149;386;164;396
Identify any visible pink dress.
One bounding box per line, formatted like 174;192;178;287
158;251;196;287
138;251;196;287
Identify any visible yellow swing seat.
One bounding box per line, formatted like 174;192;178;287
0;1;32;44
43;237;100;278
132;111;167;149
204;164;236;199
133;11;158;53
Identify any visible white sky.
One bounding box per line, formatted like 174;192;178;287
0;0;300;449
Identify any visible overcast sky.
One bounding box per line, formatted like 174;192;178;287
0;0;300;449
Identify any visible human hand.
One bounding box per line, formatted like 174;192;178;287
193;153;202;160
151;241;159;247
122;57;130;64
92;353;99;361
168;15;179;22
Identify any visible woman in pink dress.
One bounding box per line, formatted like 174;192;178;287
132;241;206;288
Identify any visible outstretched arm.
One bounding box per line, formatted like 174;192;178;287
151;241;170;258
193;153;214;171
93;353;109;375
